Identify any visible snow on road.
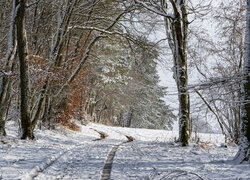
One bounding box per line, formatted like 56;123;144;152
112;141;246;179
35;139;120;180
0;121;250;180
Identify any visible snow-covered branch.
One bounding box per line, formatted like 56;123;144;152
68;26;136;42
187;73;242;91
0;70;16;77
134;0;174;19
55;8;131;96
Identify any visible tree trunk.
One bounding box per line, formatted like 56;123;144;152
166;0;190;146
234;0;250;163
41;94;50;128
36;0;78;126
16;0;33;139
31;82;47;131
49;0;78;65
195;90;226;136
127;109;133;127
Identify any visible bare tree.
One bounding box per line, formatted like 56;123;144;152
16;0;33;139
188;0;245;143
134;0;190;146
0;0;17;136
0;0;175;136
234;0;250;163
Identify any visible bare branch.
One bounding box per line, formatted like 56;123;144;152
195;90;226;136
55;8;131;96
26;0;41;8
68;25;136;42
134;0;174;19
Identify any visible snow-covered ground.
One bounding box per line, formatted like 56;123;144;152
0;121;249;180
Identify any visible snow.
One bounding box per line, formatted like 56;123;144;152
0;121;249;179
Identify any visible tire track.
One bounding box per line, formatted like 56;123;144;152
23;128;107;180
101;135;134;180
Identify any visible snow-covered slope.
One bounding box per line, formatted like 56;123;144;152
0;121;249;180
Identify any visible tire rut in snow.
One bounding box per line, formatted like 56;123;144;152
25;128;107;179
100;135;134;180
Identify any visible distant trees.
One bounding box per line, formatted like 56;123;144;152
127;41;175;129
189;0;245;143
0;0;16;136
83;34;175;129
0;0;176;138
208;1;245;143
234;0;250;163
83;36;135;125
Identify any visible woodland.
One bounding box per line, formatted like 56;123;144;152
0;0;249;163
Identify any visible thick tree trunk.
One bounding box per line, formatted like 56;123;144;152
234;0;250;163
16;0;33;139
167;0;190;146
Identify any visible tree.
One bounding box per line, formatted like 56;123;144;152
134;0;190;146
82;33;176;129
16;0;33;139
234;0;250;163
188;0;245;143
210;1;244;143
127;41;176;129
83;36;134;124
0;0;17;136
0;0;175;136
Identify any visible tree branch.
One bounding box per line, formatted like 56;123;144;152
195;90;226;136
134;0;174;19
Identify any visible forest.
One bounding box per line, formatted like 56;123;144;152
0;0;249;165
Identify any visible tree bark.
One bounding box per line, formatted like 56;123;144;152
31;82;47;131
127;109;133;127
167;0;190;146
16;0;33;139
234;0;250;163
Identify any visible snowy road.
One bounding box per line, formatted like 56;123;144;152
19;125;134;180
34;139;120;180
1;122;250;180
33;126;134;180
